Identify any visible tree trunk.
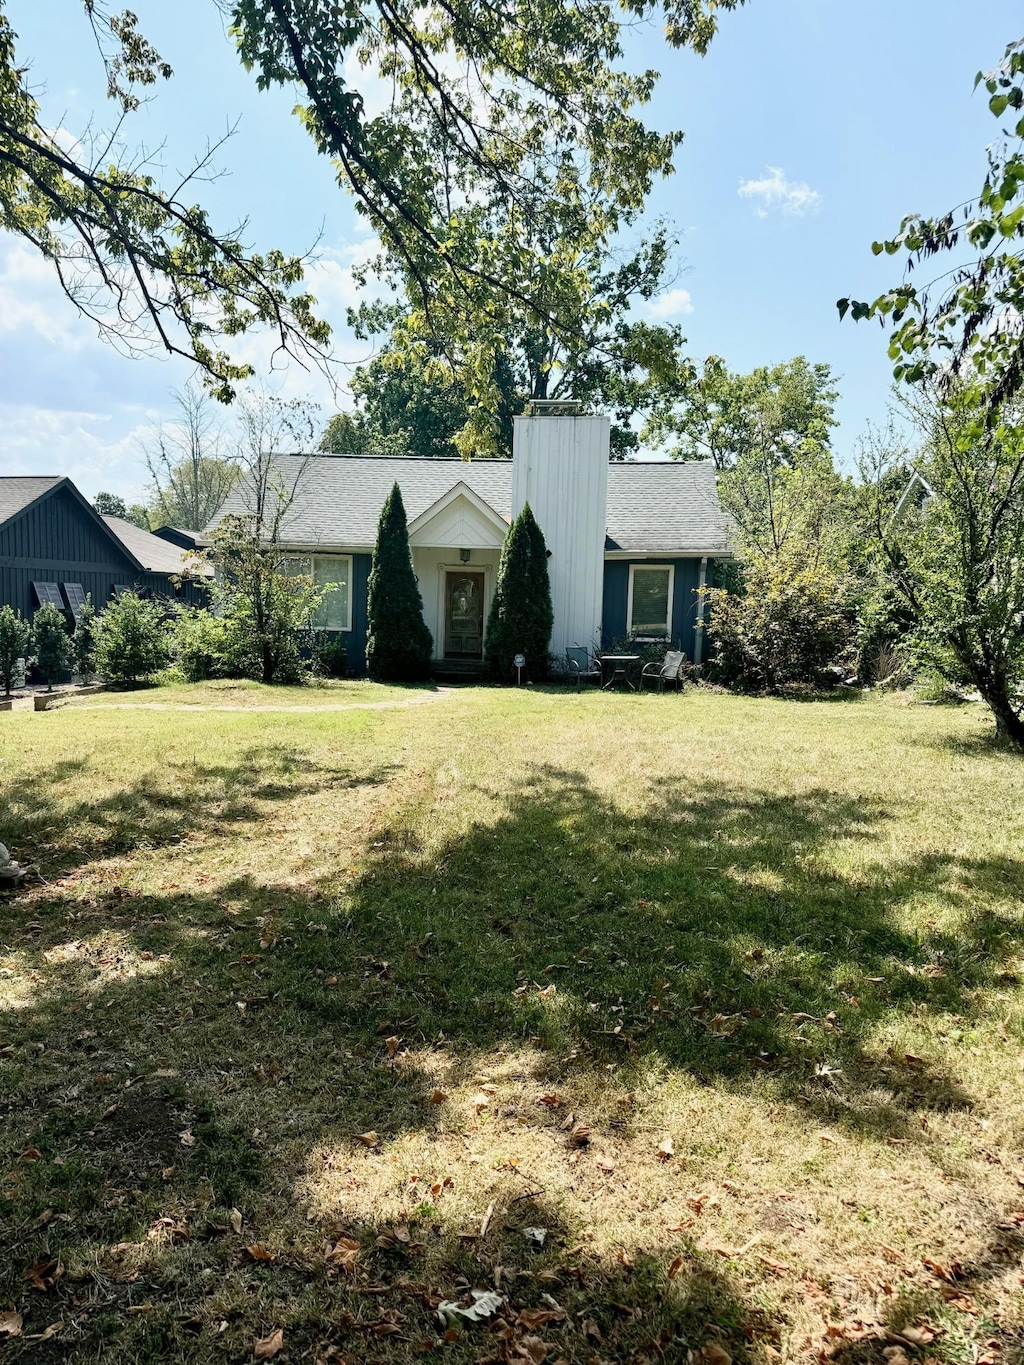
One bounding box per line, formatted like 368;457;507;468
977;678;1024;748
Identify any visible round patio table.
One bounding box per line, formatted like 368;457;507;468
599;654;641;691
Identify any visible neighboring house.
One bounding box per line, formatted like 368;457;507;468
0;476;211;622
209;405;733;674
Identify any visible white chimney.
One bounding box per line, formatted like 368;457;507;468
511;402;609;661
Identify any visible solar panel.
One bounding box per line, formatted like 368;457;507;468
31;581;63;609
61;583;87;621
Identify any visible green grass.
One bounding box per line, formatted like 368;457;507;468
1;685;1023;1363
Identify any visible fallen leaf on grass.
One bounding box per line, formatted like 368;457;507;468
325;1238;360;1270
657;1137;674;1160
882;1350;910;1365
470;1093;492;1114
385;1035;402;1057
230;1208;243;1235
0;1312;22;1338
897;1324;937;1347
537;1093;563;1109
254;1327;284;1358
429;1089;448;1104
595;1155;616;1174
355;1131;379;1148
517;1308;566;1329
568;1125;590;1148
178;1129;196;1148
245;1244;276;1263
523;1227;547;1249
20;1147;42;1162
27;1259;63;1291
518;1335;554;1363
668;1256;684;1280
698;1344;732;1365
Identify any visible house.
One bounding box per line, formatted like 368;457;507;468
210;404;733;674
0;476;211;622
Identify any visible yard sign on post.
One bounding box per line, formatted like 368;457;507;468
514;652;526;686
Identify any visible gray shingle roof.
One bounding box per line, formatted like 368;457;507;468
210;454;733;555
102;516;213;577
0;476;63;527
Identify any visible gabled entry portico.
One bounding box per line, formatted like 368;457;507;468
406;481;509;666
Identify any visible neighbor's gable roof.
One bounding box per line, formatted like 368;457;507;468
0;475;65;528
102;515;214;577
0;475;144;569
210;454;734;556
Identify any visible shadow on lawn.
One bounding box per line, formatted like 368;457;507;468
1;746;398;876
3;760;1024;1360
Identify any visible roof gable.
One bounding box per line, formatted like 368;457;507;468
407;483;509;548
0;476;145;569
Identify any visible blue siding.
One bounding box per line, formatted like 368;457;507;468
329;552;372;674
0;486;206;621
601;557;711;660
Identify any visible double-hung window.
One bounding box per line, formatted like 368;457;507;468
627;564;674;638
311;556;352;632
282;554;352;632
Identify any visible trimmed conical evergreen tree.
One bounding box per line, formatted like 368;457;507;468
365;482;433;681
485;502;553;681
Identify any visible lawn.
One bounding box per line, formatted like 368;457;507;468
1;685;1023;1364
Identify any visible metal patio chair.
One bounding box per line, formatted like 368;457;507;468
565;646;601;688
641;649;686;693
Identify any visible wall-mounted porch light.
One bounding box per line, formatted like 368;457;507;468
459;548;471;563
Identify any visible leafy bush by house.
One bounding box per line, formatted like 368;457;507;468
172;609;238;682
72;596;98;681
0;605;31;697
94;592;169;685
210;515;319;685
365;482;433;681
32;601;73;691
705;558;855;692
485;503;553;681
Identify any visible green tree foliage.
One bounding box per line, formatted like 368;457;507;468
144;386;238;530
210;517;318;684
365;483;433;681
171;609;237;683
231;0;742;449
0;4;329;398
32;601;72;690
72;596;98;681
93;492;151;529
861;391;1024;744
842;40;1024;745
650;356;839;470
94;592;169;685
691;359;856;689
705;559;855;693
0;604;30;696
485;504;553;680
349;210;693;456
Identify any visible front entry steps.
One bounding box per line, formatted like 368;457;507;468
431;658;485;683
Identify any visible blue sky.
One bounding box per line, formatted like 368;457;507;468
1;0;1021;498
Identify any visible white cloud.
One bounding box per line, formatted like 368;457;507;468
646;286;693;319
738;167;822;219
0;403;156;500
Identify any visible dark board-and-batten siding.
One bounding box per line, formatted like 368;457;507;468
601;557;711;660
0;485;205;619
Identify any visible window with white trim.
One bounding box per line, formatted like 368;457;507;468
627;564;674;637
282;554;352;632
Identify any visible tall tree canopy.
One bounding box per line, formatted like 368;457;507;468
648;356;839;470
1;0;744;404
